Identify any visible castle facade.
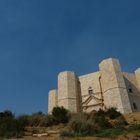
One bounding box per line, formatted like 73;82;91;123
48;58;140;114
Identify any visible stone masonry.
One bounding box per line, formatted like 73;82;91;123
48;58;140;114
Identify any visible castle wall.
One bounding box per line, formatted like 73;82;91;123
79;72;102;112
48;90;58;113
58;71;79;112
48;58;140;114
135;68;140;91
99;58;132;113
79;72;101;96
123;72;140;112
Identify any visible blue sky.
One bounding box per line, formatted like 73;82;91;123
0;0;140;115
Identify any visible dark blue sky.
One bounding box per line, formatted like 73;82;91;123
0;0;140;115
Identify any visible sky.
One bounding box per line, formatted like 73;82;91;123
0;0;140;115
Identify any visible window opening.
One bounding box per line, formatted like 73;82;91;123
88;87;93;95
128;85;133;93
133;102;137;110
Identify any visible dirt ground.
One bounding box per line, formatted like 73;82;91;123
7;135;140;140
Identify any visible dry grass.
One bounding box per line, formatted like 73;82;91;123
7;136;114;140
124;112;140;124
5;112;140;140
7;135;140;140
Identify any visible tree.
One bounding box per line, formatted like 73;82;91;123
52;106;69;123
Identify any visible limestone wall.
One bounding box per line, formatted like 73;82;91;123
48;90;58;113
135;68;140;91
123;72;140;112
79;72;101;96
58;71;79;112
79;72;102;112
47;58;140;114
99;58;132;113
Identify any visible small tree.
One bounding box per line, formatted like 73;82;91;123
52;106;69;123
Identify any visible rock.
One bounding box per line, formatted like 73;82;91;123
47;130;59;134
33;133;49;137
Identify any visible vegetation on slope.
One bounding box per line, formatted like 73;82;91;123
61;108;128;137
0;107;140;139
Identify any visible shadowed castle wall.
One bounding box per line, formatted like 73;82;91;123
123;72;140;112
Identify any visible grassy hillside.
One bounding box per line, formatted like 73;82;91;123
0;108;140;140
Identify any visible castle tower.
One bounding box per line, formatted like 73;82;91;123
99;58;132;113
135;68;140;91
58;71;79;112
48;90;58;113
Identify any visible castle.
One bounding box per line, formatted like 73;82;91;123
48;58;140;114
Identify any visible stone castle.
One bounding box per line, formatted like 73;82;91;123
48;58;140;114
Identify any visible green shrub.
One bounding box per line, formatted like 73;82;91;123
89;110;111;129
109;116;128;128
95;128;125;138
60;130;75;137
28;112;47;127
61;108;127;137
127;124;140;131
105;108;121;119
52;106;69;123
0;110;25;138
0;110;14;119
94;115;111;129
68;113;99;136
0;118;24;138
17;115;30;127
31;128;40;134
40;114;55;127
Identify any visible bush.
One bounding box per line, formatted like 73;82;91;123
93;115;111;129
52;106;69;124
95;128;125;138
60;130;75;137
109;116;128;128
0;110;14;119
67;113;99;136
61;108;127;137
40;114;55;127
89;110;111;129
127;124;140;131
17;115;30;127
105;108;121;119
27;112;49;127
0;111;25;138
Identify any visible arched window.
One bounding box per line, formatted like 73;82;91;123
133;102;137;110
88;87;93;95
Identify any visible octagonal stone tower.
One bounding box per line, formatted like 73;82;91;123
57;71;80;112
99;58;132;113
48;90;58;113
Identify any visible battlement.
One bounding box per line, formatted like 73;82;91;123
48;58;140;114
